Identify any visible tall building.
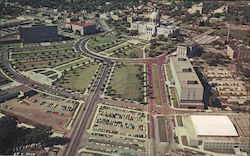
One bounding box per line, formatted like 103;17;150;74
130;9;179;37
169;56;204;109
20;25;61;43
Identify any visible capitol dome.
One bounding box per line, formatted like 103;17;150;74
150;11;159;20
150;9;160;26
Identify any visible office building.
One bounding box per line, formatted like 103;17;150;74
169;56;204;109
20;25;61;43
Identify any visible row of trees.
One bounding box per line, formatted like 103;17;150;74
201;51;228;66
8;0;146;13
0;116;69;155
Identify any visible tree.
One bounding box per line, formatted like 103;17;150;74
149;45;156;50
158;34;166;41
209;90;221;108
25;125;53;145
0;116;17;154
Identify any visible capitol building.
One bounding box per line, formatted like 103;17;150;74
130;9;180;37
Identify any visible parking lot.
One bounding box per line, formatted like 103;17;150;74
0;94;79;132
204;66;248;105
82;103;148;156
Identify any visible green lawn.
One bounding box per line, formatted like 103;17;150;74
93;34;118;44
55;62;99;92
157;116;167;142
111;46;143;58
107;64;144;102
55;57;92;72
12;48;74;56
0;43;21;49
87;34;122;52
15;56;81;71
165;64;173;81
152;64;161;105
180;24;210;32
170;87;178;107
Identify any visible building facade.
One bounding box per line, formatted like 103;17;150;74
176;41;199;57
181;115;250;154
130;10;179;37
169;56;204;109
65;22;97;36
20;25;61;43
226;44;250;60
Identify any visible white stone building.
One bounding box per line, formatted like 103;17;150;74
179;115;250;154
130;9;179;37
169;56;204;109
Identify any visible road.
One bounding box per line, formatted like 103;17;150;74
0;51;84;99
61;62;112;156
62;35;174;155
1;30;174;156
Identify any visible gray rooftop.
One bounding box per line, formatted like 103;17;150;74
170;56;203;89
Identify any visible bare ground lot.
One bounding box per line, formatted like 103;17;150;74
0;94;78;132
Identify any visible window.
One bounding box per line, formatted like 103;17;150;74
187;80;198;84
182;68;192;72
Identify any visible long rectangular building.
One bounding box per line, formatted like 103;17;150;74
20;25;61;43
169;56;204;109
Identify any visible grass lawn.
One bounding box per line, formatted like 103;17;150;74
107;64;144;102
152;64;161;105
176;115;183;127
42;70;56;76
55;57;92;72
87;34;122;52
165;64;173;81
11;47;74;58
170;87;178;107
15;57;81;71
157;116;167;142
0;43;21;49
111;46;143;58
55;62;99;92
90;34;118;45
180;24;210;32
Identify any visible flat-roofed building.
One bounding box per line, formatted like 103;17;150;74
226;44;250;60
191;115;238;137
169;56;204;109
0;85;37;103
65;22;97;36
177;115;250;154
20;25;61;43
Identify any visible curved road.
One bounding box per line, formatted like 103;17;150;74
0;51;84;99
1;31;174;156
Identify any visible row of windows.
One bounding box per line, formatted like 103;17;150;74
204;142;249;148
